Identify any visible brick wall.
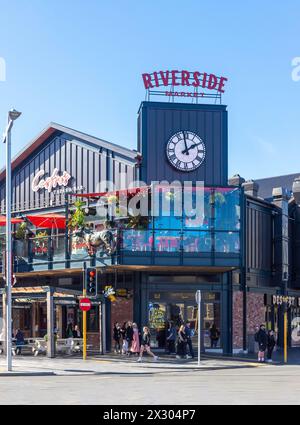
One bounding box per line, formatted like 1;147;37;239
232;291;266;352
232;291;243;350
111;297;133;327
247;292;266;352
110;297;133;347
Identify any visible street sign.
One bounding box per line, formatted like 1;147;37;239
79;298;92;312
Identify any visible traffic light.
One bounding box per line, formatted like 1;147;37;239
86;267;97;296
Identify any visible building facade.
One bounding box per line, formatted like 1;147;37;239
0;99;300;354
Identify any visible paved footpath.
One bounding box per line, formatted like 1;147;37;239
1;355;300;405
0;354;261;376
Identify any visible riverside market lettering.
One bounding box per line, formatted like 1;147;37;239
142;70;228;94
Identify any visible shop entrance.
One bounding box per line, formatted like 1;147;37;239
148;291;222;351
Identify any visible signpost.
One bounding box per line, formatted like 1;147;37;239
195;290;201;367
80;297;91;361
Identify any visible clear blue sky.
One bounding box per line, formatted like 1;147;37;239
0;0;299;180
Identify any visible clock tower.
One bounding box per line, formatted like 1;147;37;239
137;101;228;186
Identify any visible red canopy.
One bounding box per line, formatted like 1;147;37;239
26;214;66;230
0;216;24;226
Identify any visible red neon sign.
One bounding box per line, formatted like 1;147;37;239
142;70;228;94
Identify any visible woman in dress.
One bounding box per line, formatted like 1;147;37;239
130;323;140;356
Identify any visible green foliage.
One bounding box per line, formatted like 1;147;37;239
36;230;48;238
15;222;27;240
70;200;86;229
127;214;149;230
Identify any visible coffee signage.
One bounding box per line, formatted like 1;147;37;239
32;168;71;193
142;70;228;96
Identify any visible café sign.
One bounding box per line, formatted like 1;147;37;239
32;168;72;193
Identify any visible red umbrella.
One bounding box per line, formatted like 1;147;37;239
0;216;24;226
26;214;66;230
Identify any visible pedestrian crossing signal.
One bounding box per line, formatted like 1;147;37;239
86;267;97;297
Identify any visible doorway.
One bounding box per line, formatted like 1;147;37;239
148;291;222;351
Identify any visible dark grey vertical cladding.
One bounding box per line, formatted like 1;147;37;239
292;205;300;288
0;130;137;213
138;101;228;186
246;198;275;287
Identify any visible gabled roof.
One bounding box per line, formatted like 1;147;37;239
256;173;300;200
0;122;139;181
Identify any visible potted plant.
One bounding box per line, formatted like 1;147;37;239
34;230;49;256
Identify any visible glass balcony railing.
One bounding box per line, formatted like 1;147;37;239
0;186;242;271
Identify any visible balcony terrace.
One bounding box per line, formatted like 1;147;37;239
1;186;243;273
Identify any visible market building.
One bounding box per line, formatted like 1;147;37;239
1;71;300;355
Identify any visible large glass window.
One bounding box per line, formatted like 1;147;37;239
148;291;222;350
214;188;240;231
121;186;241;257
122;230;153;252
215;231;240;254
183;188;212;230
183;231;212;253
154;231;181;252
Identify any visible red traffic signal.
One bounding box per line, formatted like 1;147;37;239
86;267;97;296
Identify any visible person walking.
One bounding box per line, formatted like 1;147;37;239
176;325;187;359
166;321;177;355
137;326;158;363
185;322;194;359
121;322;128;354
130;323;140;356
267;330;276;363
125;321;134;356
113;322;122;353
255;324;268;362
209;323;220;349
73;324;81;338
15;329;25;355
66;322;74;355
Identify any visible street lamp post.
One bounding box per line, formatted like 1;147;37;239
2;109;21;372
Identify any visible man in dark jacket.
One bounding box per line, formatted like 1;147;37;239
125;322;134;355
166;322;177;355
255;324;268;362
185;322;194;359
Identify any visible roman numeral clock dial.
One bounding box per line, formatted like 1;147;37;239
166;131;206;171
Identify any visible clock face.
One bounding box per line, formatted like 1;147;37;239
166;131;206;171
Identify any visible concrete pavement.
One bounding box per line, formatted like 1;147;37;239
0;356;300;404
0;354;261;377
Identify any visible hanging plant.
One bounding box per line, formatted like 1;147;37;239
36;230;48;239
127;214;149;230
210;192;226;205
15;223;27;240
70;200;86;230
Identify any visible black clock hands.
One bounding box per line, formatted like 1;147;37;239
181;142;202;155
182;131;189;155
